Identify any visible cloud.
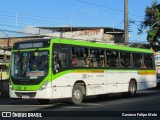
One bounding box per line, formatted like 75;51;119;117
22;25;53;36
22;25;39;35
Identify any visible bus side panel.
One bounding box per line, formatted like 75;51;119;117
52;72;108;97
83;72;107;96
105;71;138;93
51;74;72;99
72;72;108;96
142;75;156;89
137;70;156;90
50;70;156;99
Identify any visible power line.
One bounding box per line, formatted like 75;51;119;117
0;13;62;26
0;28;10;38
76;0;142;19
0;11;123;25
0;11;125;29
0;1;143;27
115;20;124;29
0;10;70;21
0;29;39;36
76;0;124;13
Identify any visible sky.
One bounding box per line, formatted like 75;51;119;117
0;0;159;43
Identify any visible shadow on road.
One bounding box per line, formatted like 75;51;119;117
0;87;160;106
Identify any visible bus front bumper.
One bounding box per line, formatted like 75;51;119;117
9;87;53;99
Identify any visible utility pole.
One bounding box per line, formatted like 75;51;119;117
124;0;128;44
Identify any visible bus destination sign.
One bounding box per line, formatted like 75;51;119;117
19;42;43;49
13;39;50;50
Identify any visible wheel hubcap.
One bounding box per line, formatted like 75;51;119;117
74;89;81;100
130;83;135;93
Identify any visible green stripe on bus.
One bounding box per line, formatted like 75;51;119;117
51;38;152;53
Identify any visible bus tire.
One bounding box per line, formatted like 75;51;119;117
128;80;137;97
37;99;50;104
70;84;84;105
122;80;137;97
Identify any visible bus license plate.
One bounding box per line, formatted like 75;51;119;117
22;95;30;99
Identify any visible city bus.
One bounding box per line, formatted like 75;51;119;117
9;38;156;104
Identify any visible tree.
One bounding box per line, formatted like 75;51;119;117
138;0;160;44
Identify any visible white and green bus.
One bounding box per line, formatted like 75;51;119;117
9;38;156;104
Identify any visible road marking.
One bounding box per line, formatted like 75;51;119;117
0;103;100;107
0;104;54;107
81;103;100;106
64;106;84;109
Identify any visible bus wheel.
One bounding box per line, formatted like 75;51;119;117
37;99;50;104
128;80;137;97
70;84;84;105
122;80;137;97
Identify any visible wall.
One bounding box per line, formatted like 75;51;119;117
0;29;124;48
42;29;123;43
0;38;37;48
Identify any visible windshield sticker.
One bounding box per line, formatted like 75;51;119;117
30;76;38;79
26;71;44;77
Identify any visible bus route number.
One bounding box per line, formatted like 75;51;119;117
82;74;87;79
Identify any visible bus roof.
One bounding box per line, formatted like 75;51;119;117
12;38;152;54
51;38;152;54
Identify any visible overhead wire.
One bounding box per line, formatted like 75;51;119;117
0;9;124;27
76;0;143;19
0;0;133;38
76;0;124;13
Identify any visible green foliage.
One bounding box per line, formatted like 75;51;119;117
139;0;160;44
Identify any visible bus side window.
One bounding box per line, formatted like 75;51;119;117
120;52;131;68
72;47;89;67
144;54;153;68
90;49;98;67
53;48;69;72
133;53;143;68
58;52;68;68
72;47;84;67
99;50;105;67
52;52;60;70
106;51;119;68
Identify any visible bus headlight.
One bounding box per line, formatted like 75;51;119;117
40;82;48;90
9;83;13;90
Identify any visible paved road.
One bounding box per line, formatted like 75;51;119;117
0;88;160;119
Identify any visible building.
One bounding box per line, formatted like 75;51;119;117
0;36;45;49
0;27;124;49
38;27;124;44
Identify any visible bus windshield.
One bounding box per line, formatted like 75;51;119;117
11;51;49;80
